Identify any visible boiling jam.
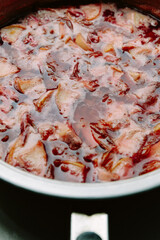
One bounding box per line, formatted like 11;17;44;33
0;3;160;182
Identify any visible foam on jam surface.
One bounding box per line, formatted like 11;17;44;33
0;3;160;182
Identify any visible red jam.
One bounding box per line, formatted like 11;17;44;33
0;3;160;182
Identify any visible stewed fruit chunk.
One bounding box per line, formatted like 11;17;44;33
1;24;26;43
6;131;47;176
14;77;45;95
75;33;92;51
55;122;82;150
55;83;82;117
80;4;101;21
111;157;133;179
0;85;19;102
0;58;19;77
33;90;54;112
97;167;119;181
149;141;160;157
115;125;146;157
140;160;160;175
90;122;115;151
38;122;55;141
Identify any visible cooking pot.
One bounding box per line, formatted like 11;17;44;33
0;0;160;199
0;1;160;239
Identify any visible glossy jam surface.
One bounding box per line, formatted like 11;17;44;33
1;3;160;182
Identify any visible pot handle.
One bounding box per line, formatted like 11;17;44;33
70;213;109;240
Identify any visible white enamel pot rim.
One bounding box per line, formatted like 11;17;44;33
1;0;160;200
0;161;160;199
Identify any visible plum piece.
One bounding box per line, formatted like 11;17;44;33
0;85;18;102
140;160;160;175
90;122;115;150
111;157;133;179
0;96;13;114
6;131;47;176
33;90;54;112
97;167;119;181
80;4;101;21
137;131;160;160
82;79;99;92
1;24;26;43
38;122;55;141
55;83;82;117
14;77;45;96
115;125;147;157
0;58;19;78
75;33;92;51
56;122;82;150
70;62;81;80
62;130;82;150
104;101;129;131
149;141;160;157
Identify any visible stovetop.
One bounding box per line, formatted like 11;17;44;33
0;179;160;240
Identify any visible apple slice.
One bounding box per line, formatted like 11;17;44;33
80;4;101;21
75;33;92;51
1;24;26;43
0;58;19;78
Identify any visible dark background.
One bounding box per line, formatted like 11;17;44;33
0;179;160;240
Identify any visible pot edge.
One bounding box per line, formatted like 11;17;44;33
0;161;160;199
